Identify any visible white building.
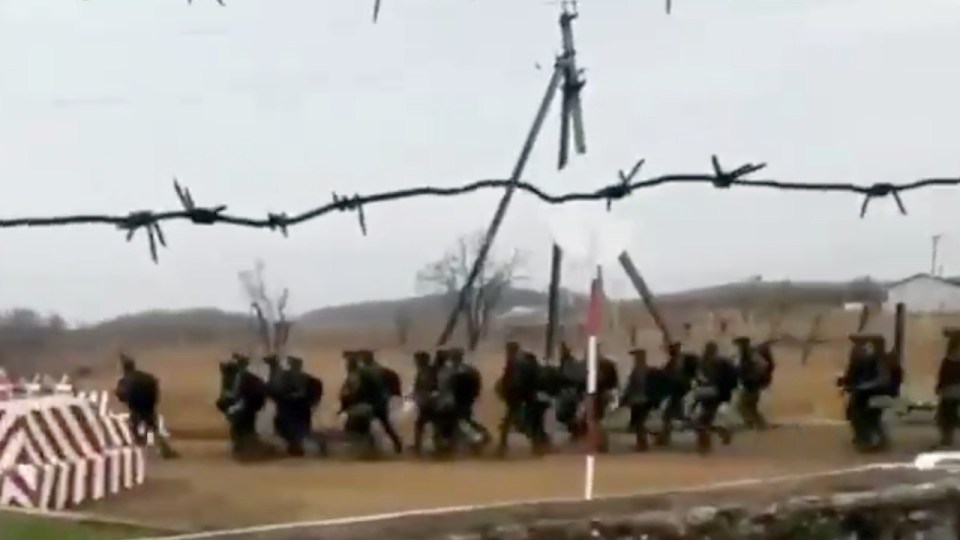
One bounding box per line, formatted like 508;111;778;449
884;273;960;313
494;306;550;329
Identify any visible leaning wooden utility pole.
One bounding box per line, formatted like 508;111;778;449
436;5;587;347
544;243;564;362
618;251;673;351
557;5;587;170
893;302;906;365
931;233;944;276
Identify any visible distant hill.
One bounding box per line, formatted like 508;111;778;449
297;288;550;329
75;308;253;343
7;277;888;347
53;278;881;339
0;277;889;374
297;278;887;330
652;277;885;311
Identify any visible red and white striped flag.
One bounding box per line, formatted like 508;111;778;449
583;265;604;501
586;267;604;335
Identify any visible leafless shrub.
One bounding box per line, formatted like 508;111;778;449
416;231;527;350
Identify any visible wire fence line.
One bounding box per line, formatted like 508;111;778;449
1;163;958;264
183;0;675;21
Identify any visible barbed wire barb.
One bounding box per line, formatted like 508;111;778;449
331;192;368;236
860;183;907;218
117;211;167;264
173;178;227;225
266;212;289;237
607;158;645;211
709;155;766;188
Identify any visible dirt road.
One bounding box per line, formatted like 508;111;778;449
85;424;940;533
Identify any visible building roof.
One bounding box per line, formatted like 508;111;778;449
886;272;960;290
494;304;585;327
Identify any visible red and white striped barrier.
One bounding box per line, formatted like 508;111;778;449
0;372;171;447
0;394;147;510
75;390;171;446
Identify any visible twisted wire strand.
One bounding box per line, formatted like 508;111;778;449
1;156;957;263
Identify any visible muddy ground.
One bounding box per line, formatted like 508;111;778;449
83;424;945;538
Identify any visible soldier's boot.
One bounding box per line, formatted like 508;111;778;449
754;410;769;431
129;420;148;446
531;439;547;457
695;428;713;455
938;426;955;448
232;432;258;461
736;399;754;430
531;427;552;456
852;431;870;452
655;425;672;447
381;421;404;455
432;428;455;458
362;432;379;460
850;420;866;449
936;405;951;449
312;432;330;457
155;436;180;460
467;418;492;447
873;423;890;452
228;428;244;459
852;418;879;453
847;406;869;450
231;439;245;460
571;419;588;442
496;417;512;457
410;420;426;455
635;428;649;452
859;410;889;453
597;430;610;453
287;438;305;457
716;426;733;446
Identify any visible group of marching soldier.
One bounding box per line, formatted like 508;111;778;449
111;326;960;460
206;335;778;459
835;328;960;453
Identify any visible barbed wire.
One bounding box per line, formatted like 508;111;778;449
2;158;957;263
181;0;674;22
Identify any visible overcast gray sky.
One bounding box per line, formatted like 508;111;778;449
2;0;960;323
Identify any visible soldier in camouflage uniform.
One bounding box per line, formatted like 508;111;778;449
115;355;178;459
621;348;659;451
691;342;738;454
733;336;774;430
277;356;326;456
357;351;404;454
410;351;438;455
838;334;899;452
935;329;960;447
447;348;490;448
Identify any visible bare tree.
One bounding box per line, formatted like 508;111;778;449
238;260;292;358
416;231;526;350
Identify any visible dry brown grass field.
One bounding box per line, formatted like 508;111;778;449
59;309;959;531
